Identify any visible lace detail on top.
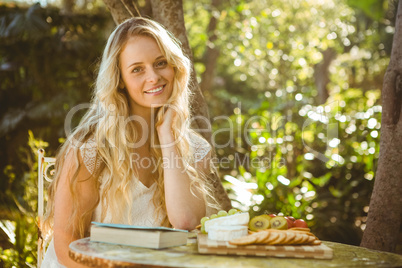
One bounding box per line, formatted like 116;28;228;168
80;137;102;175
80;134;211;174
92;179;165;227
188;133;211;163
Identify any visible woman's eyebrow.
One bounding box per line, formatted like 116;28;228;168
127;55;165;69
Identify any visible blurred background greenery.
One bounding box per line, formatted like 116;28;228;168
0;0;399;266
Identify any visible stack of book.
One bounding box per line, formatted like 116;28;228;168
90;222;188;249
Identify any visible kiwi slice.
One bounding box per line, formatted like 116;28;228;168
270;216;288;230
260;214;272;221
249;215;271;231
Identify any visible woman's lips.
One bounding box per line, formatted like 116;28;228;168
144;85;165;95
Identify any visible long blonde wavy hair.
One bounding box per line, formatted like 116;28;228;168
42;17;216;240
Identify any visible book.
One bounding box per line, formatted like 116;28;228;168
90;221;188;249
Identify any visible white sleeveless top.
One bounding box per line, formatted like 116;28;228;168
42;133;210;267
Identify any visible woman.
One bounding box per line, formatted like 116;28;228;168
42;17;216;267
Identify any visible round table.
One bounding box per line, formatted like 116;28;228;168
69;237;402;267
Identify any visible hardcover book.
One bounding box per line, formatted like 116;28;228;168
90;222;188;249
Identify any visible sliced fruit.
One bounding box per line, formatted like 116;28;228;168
249;215;271;231
261;214;272;221
270;216;288;230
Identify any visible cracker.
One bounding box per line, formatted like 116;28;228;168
306;235;316;244
299;233;310;244
291;233;304;244
255;231;270;244
263;231;280;244
282;231;296;244
290;227;310;232
312;239;322;245
229;233;258;246
270;231;287;244
289;230;315;237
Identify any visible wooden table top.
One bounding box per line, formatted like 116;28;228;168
69;236;402;268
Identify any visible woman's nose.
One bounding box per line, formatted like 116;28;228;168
146;68;161;83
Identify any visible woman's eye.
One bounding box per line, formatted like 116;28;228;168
156;60;168;67
132;67;142;73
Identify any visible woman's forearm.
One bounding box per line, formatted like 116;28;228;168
54;231;89;268
159;137;206;230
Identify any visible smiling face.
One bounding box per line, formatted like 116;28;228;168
119;35;175;115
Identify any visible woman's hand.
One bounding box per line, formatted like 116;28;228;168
156;106;206;230
156;106;176;145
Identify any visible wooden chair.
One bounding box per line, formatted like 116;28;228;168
37;149;56;268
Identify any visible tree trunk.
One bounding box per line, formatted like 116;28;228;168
200;0;222;94
102;0;133;24
360;1;402;253
313;48;336;104
102;0;232;213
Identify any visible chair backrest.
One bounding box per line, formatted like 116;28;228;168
37;149;56;268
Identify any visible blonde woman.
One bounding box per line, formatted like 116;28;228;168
42;17;216;267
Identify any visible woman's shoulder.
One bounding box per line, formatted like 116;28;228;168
79;136;102;175
187;131;211;163
64;135;102;175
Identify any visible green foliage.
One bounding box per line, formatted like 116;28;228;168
0;3;112;164
0;4;113;266
347;0;387;20
0;131;49;267
185;0;394;245
0;2;112;208
241;87;381;245
0;216;37;267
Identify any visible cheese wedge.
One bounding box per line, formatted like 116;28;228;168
208;225;248;241
205;212;249;233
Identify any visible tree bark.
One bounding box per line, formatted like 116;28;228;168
313;48;336;104
103;0;152;24
102;0;133;24
102;0;232;213
200;0;222;94
360;1;402;253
